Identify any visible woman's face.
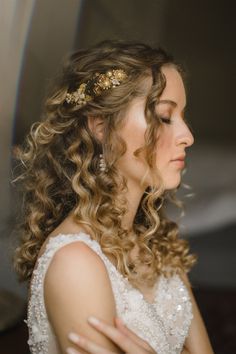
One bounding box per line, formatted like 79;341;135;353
116;65;194;191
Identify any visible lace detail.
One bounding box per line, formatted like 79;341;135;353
27;232;193;354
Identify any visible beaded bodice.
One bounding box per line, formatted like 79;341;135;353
27;232;193;354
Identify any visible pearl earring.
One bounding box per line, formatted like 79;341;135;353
99;154;107;172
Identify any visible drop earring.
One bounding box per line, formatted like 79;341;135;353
99;153;107;172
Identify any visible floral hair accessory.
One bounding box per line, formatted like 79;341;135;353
65;69;128;108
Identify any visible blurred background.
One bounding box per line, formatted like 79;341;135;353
0;0;235;353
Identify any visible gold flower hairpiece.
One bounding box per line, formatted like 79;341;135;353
65;69;128;107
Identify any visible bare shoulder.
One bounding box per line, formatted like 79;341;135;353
44;240;120;353
47;239;104;272
44;239;115;307
45;240;108;289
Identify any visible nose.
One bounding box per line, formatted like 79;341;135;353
176;121;194;147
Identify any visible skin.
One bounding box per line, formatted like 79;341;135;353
44;65;214;354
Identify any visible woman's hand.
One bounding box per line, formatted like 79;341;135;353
66;316;157;354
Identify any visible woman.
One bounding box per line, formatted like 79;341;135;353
13;40;214;354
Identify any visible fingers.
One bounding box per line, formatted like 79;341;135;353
67;331;115;354
66;347;81;354
67;316;143;354
67;316;155;354
115;318;151;351
87;316;140;353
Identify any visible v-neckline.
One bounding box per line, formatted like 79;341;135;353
47;231;162;306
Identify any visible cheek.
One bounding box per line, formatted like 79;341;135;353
116;113;148;180
156;129;172;163
121;116;147;156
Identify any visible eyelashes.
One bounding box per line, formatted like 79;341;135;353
159;116;190;126
160;117;172;125
158;110;194;137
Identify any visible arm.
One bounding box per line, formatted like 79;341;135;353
66;316;192;354
67;316;157;354
179;271;214;354
44;241;123;354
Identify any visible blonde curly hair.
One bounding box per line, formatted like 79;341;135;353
12;40;197;287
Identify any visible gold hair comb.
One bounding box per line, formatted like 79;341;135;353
65;69;127;107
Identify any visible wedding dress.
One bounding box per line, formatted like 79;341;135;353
26;232;193;354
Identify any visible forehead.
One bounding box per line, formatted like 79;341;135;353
158;65;186;108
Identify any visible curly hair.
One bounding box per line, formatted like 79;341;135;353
12;40;197;287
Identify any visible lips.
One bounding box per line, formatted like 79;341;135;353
170;155;186;168
171;154;186;162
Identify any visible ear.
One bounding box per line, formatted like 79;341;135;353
87;116;105;142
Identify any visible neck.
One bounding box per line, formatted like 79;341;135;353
120;179;146;232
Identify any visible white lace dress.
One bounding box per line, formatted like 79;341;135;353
26;232;193;354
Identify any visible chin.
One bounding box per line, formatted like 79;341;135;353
164;177;182;191
145;172;182;191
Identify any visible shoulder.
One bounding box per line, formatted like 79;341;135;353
48;238;103;267
44;238;112;298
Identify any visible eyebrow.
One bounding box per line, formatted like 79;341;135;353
157;99;177;107
157;99;186;111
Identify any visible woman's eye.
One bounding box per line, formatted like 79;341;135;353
160;117;172;125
